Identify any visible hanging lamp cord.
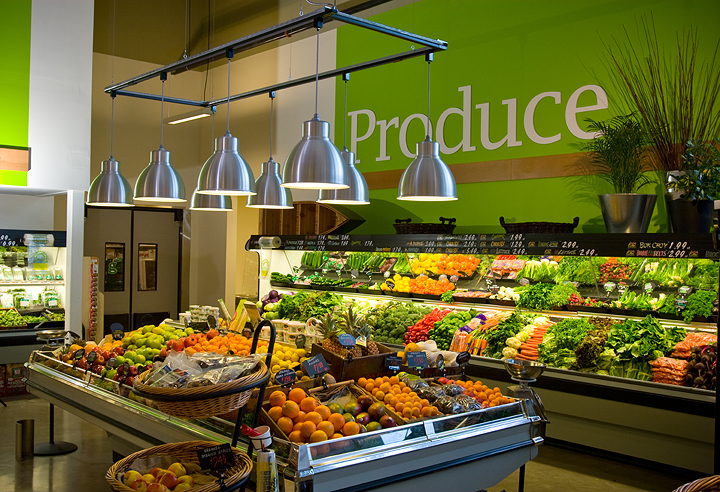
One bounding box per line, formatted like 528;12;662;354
226;57;232;134
160;79;165;147
269;94;274;160
110;96;115;158
426;60;431;139
314;27;319;117
343;78;348;149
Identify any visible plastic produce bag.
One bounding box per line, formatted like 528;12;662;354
434;395;463;415
441;383;465;396
416;386;445;402
398;372;429;390
454;394;482;412
142;351;265;389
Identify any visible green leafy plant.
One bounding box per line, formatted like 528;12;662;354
601;17;720;171
667;138;720;200
582;114;654;193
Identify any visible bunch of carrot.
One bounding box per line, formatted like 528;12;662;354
514;322;552;361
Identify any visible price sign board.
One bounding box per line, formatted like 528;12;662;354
275;368;297;386
86;351;97;364
73;348;85;361
197;443;236;471
338;334;356;347
455;351;471;365
603;282;616;293
384;355;402;371
406;351;428;370
112;330;124;340
385;279;395;290
436;353;445;370
303;354;330;378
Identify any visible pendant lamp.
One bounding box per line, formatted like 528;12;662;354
196;51;255;196
397;54;457;201
248;92;293;209
189;190;232;211
318;74;369;205
282;23;348;190
134;75;186;202
87;94;133;207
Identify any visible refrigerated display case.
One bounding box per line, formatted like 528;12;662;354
246;232;719;473
25;350;544;491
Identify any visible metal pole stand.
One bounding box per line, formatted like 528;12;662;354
34;403;78;456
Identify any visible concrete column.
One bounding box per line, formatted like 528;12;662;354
65;190;84;334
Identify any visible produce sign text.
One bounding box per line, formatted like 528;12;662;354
197;443;236;471
406;351;428;369
303;354;330;378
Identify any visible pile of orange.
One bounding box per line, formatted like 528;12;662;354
451;379;515;407
266;388;361;444
184;331;269;357
357;376;440;420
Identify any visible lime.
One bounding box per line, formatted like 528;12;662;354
115;356;126;364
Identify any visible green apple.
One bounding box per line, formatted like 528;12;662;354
134;354;146;364
124;351;137;362
184;328;194;335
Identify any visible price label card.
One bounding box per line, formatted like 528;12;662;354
436;353;445;370
338;334;356;347
86;351;97;364
73;348;85;361
207;314;217;329
295;334;306;349
275;368;297;386
112;330;124;340
518;278;530;286
384;355;402;370
675;298;688;310
678;286;692;295
356;335;367;347
644;282;654;294
406;351;428;370
385;279;395;290
489;284;500;295
242;326;253;338
197;443;236;471
351;270;359;278
455;351;471;365
604;282;616;293
303;354;330;378
617;283;628;295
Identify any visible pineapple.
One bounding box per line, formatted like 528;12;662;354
357;322;380;356
336;307;363;358
317;312;345;357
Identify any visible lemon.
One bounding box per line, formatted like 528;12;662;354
295;370;304;378
271;356;281;367
284;350;295;360
279;361;289;369
300;376;311;381
271;364;281;373
290;354;299;363
294;348;306;357
300;357;308;363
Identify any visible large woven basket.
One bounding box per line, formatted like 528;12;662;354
134;361;268;418
106;440;252;492
673;476;720;492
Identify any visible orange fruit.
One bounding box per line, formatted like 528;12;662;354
374;377;384;387
371;388;379;396
300;421;317;438
412;407;421;418
328;413;346;432
305;411;322;426
379;382;391;393
293;411;307;424
331;433;344;440
288;388;307;404
382;376;390;382
375;390;385;402
402;407;413;418
420;399;429;407
421;407;433;417
293;422;304;432
389;397;399;407
402;387;411;394
358;377;368;387
399;382;407;389
268;406;284;422
315;405;331;420
316;421;334;437
282;400;300;419
409;391;417;398
365;382;375;392
430;406;440;416
493;387;501;394
389;376;399;385
268;390;287;407
342;422;360;436
478;392;487;401
300;397;318;413
288;430;305;443
383;393;393;404
395;402;404;413
309;430;328;443
277;416;294;435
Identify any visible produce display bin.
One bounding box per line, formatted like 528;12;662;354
309;342;395;381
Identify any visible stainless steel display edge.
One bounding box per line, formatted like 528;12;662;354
26;361;231;449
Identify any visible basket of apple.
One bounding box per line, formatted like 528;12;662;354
106;440;252;492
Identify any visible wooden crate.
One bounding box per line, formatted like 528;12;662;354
309;342;395;382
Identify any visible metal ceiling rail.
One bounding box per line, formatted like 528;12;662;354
104;6;447;107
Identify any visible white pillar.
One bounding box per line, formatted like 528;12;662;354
65;190;84;335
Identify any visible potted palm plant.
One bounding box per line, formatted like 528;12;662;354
582;114;657;233
666;138;720;233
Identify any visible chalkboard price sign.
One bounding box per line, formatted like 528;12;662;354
406;351;428;370
455;351;471;365
338;334;356;347
197;443;236;471
295;334;306;349
303;354;330;378
275;368;297;386
384;355;402;370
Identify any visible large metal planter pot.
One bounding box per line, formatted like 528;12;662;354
599;194;657;233
666;198;714;233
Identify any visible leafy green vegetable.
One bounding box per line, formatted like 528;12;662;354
365;301;432;345
537;318;593;368
683;290;716;323
277;291;346;321
555;256;596;285
429;309;476;350
606;316;686;365
479;310;534;359
517;283;577;311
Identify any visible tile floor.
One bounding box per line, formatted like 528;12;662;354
0;396;705;492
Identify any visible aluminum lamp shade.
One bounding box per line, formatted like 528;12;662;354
282;116;349;190
189;190;232;211
397;137;457;201
318;148;369;204
134;146;186;202
247;158;293;209
196;132;256;196
87;158;134;207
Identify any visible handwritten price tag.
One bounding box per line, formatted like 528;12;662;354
197;443;236;471
275;368;296;386
302;354;329;378
406;351;428;370
338;334;356;347
384;355;402;370
455;351;471;365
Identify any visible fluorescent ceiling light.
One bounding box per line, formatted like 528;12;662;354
164;108;214;125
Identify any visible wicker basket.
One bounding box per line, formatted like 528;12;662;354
673;476;720;492
499;216;579;234
106;440;252;492
133;361;268;418
394;217;456;234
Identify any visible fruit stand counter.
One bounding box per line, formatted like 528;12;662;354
25;351;544;492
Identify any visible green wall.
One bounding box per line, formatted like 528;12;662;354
0;0;31;186
335;0;719;233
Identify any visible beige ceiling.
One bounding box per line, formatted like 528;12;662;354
93;0;416;69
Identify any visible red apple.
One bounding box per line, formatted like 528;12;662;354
146;484;169;492
148;468;163;478
124;376;136;387
167;463;186;477
129;365;139;376
76;359;88;370
112;346;125;356
158;471;178;490
122;470;143;486
129;479;148;491
183;337;194;348
177;475;194;487
170;340;185;353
